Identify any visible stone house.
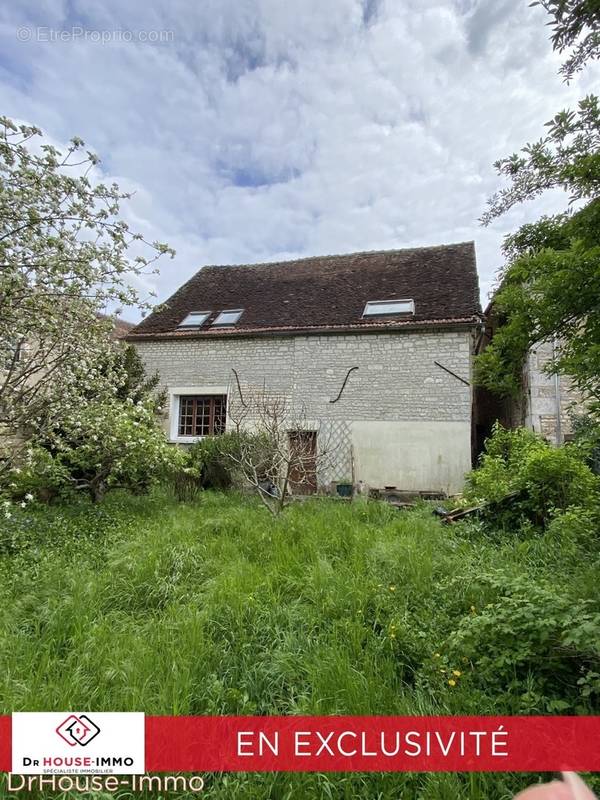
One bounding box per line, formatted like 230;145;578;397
126;242;482;495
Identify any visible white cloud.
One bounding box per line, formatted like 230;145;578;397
0;0;597;318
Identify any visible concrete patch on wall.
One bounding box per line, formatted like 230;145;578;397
351;420;472;495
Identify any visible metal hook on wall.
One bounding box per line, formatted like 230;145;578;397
231;367;248;407
433;361;470;386
329;366;358;403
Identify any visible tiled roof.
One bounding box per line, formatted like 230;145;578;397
97;313;135;339
127;242;481;339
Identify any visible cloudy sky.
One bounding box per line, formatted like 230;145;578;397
0;0;597;317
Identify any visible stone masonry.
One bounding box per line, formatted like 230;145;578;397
524;340;586;445
134;327;475;494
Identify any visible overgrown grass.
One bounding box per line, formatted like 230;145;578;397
0;490;599;798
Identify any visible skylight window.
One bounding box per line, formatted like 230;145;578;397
178;311;211;328
212;309;244;326
363;299;415;317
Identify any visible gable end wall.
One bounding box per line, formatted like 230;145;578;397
134;328;474;494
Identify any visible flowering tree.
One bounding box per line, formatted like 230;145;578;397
0;116;174;478
2;344;176;510
10;397;182;504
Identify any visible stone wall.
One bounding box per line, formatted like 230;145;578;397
524;340;586;444
133;327;475;494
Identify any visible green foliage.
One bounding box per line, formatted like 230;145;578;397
8;398;182;504
522;445;600;518
0;117;173;479
0;332;178;508
476;202;600;401
2;447;72;506
188;432;247;490
110;344;162;405
445;572;600;713
169;461;204;503
167;432;262;501
481;421;544;464
1;490;600;797
546;504;599;547
466;424;548;503
58;398;181;502
483;95;600;223
466;424;600;526
571;412;600;473
501;213;572;260
204;431;278;488
478;8;599;406
534;0;600;81
0;493;137;559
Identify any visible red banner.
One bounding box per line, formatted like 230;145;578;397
2;715;600;772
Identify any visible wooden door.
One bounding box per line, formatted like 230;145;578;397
288;431;317;495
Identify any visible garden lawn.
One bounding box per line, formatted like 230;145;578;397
0;490;598;799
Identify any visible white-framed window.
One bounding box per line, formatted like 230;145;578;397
212;309;244;326
168;386;228;442
363;299;415;316
178;311;211;328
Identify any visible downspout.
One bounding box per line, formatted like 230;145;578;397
552;336;562;446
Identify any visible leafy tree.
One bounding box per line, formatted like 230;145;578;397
96;343;162;405
3;343;174;507
476;5;599;411
0;117;174;477
476;199;600;401
481;95;600;223
533;0;600;82
115;344;160;404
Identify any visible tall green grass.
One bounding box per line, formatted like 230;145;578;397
0;491;598;798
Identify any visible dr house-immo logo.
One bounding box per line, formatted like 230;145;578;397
55;714;101;747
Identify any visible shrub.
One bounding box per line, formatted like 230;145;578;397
167;432;257;501
170;462;203;503
6;399;181;504
445;572;600;713
545;505;600;552
466;424;547;504
521;446;599;521
2;447;72;505
188;432;260;491
466;424;600;527
571;413;600;475
188;435;233;490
